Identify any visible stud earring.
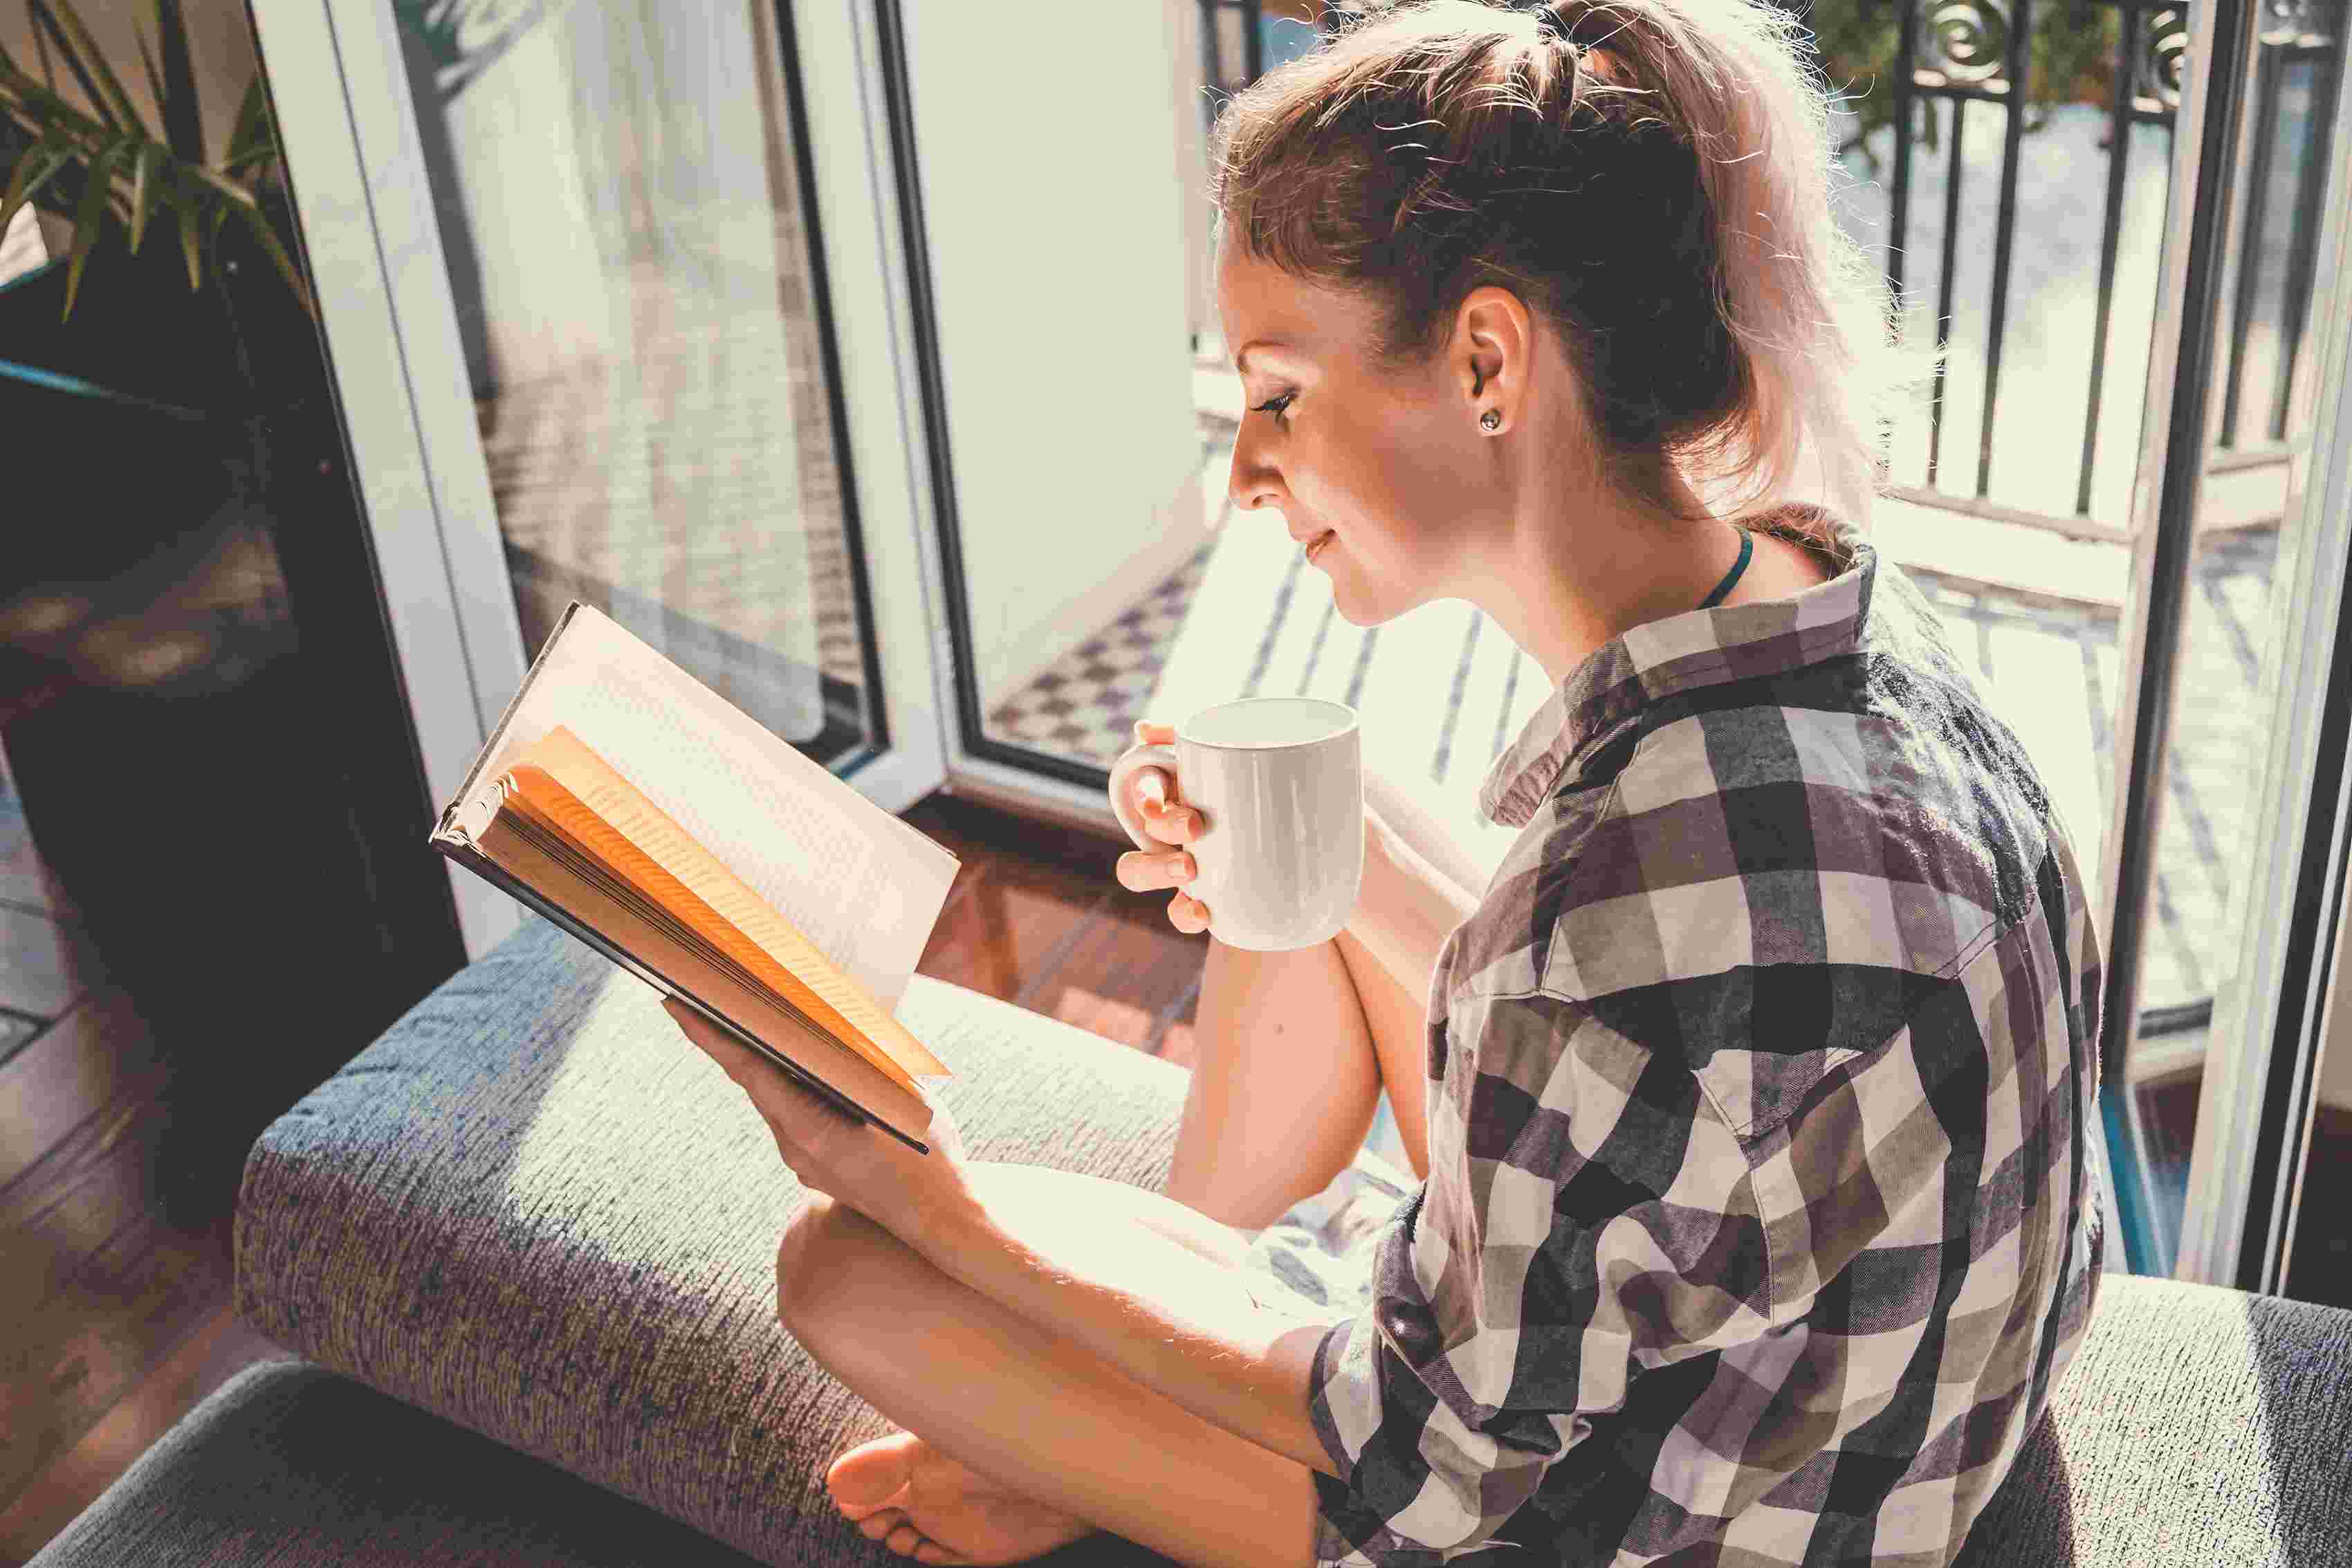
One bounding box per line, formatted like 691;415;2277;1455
1480;409;1503;432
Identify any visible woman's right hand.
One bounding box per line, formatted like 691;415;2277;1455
1114;720;1209;935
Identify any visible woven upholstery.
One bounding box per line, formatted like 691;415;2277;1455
28;1361;775;1567
233;915;1188;1568
1957;1272;2352;1567
34;912;2319;1567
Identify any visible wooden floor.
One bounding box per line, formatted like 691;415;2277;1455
0;786;1199;1565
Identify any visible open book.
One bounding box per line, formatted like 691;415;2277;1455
429;602;962;1153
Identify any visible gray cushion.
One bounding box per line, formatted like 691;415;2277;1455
27;1361;776;1567
1958;1271;2352;1567
236;915;1188;1568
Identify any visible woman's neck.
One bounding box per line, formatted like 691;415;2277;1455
1479;463;1755;692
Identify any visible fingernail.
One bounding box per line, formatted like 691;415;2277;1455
1173;858;1194;881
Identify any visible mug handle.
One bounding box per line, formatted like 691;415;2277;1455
1107;742;1182;853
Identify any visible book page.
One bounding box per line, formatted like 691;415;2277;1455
507;728;945;1080
460;605;959;1023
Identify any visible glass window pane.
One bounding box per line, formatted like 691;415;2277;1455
2120;0;2345;1276
389;0;879;766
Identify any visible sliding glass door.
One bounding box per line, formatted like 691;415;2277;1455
251;0;955;958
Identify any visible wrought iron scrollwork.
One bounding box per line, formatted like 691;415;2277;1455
2135;8;2192;111
1919;0;2016;84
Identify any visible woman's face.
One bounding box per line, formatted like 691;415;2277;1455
1215;247;1498;627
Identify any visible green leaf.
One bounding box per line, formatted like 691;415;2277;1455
183;160;258;209
127;140;161;252
174;180;201;291
133;21;169;133
233;197;311;321
33;0;143;138
223;74;272;176
26;0;60;95
62;138;124;322
0;58;104;134
0;133;71;238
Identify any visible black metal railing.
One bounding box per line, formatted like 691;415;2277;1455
1873;0;2342;535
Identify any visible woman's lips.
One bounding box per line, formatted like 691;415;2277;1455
1305;529;1336;562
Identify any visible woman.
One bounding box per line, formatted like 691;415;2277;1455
665;1;2108;1563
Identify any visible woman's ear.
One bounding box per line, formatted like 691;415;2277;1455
1455;285;1536;425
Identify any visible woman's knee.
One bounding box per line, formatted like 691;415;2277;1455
774;1191;890;1338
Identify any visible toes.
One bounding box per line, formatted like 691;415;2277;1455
913;1540;963;1565
858;1509;905;1541
888;1522;924;1556
829;1430;920;1513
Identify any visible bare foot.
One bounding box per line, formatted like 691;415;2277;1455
827;1428;1096;1565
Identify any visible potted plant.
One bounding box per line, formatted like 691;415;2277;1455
0;0;467;1215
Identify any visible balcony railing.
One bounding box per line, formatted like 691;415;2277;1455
1869;0;2343;541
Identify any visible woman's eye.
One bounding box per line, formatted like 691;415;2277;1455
1251;392;1295;426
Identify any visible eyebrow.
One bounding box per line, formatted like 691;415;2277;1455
1232;338;1295;375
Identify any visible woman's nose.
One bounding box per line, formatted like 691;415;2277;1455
1226;451;1278;517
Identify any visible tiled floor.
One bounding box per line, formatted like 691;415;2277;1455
988;426;2278;1032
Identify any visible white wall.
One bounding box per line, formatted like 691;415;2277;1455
0;199;43;284
1170;0;1216;344
901;0;1206;708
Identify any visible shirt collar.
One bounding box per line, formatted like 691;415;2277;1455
1478;506;1877;829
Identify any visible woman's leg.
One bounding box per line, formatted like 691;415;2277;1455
781;1165;1324;1568
1332;926;1433;1186
1164;928;1431;1233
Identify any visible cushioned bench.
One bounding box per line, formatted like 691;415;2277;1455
28;916;2352;1565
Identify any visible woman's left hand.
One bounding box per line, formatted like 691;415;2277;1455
663;996;973;1245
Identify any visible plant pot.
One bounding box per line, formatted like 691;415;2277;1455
0;213;468;1213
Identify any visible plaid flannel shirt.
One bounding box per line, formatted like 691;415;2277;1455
1305;508;2108;1566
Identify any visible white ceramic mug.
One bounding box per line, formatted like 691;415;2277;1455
1108;697;1363;950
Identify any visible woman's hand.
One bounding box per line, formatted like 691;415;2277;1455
1114;721;1210;934
663;995;973;1245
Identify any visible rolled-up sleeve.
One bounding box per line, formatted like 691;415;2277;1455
1301;990;1771;1565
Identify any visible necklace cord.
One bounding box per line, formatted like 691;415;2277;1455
1696;526;1754;610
